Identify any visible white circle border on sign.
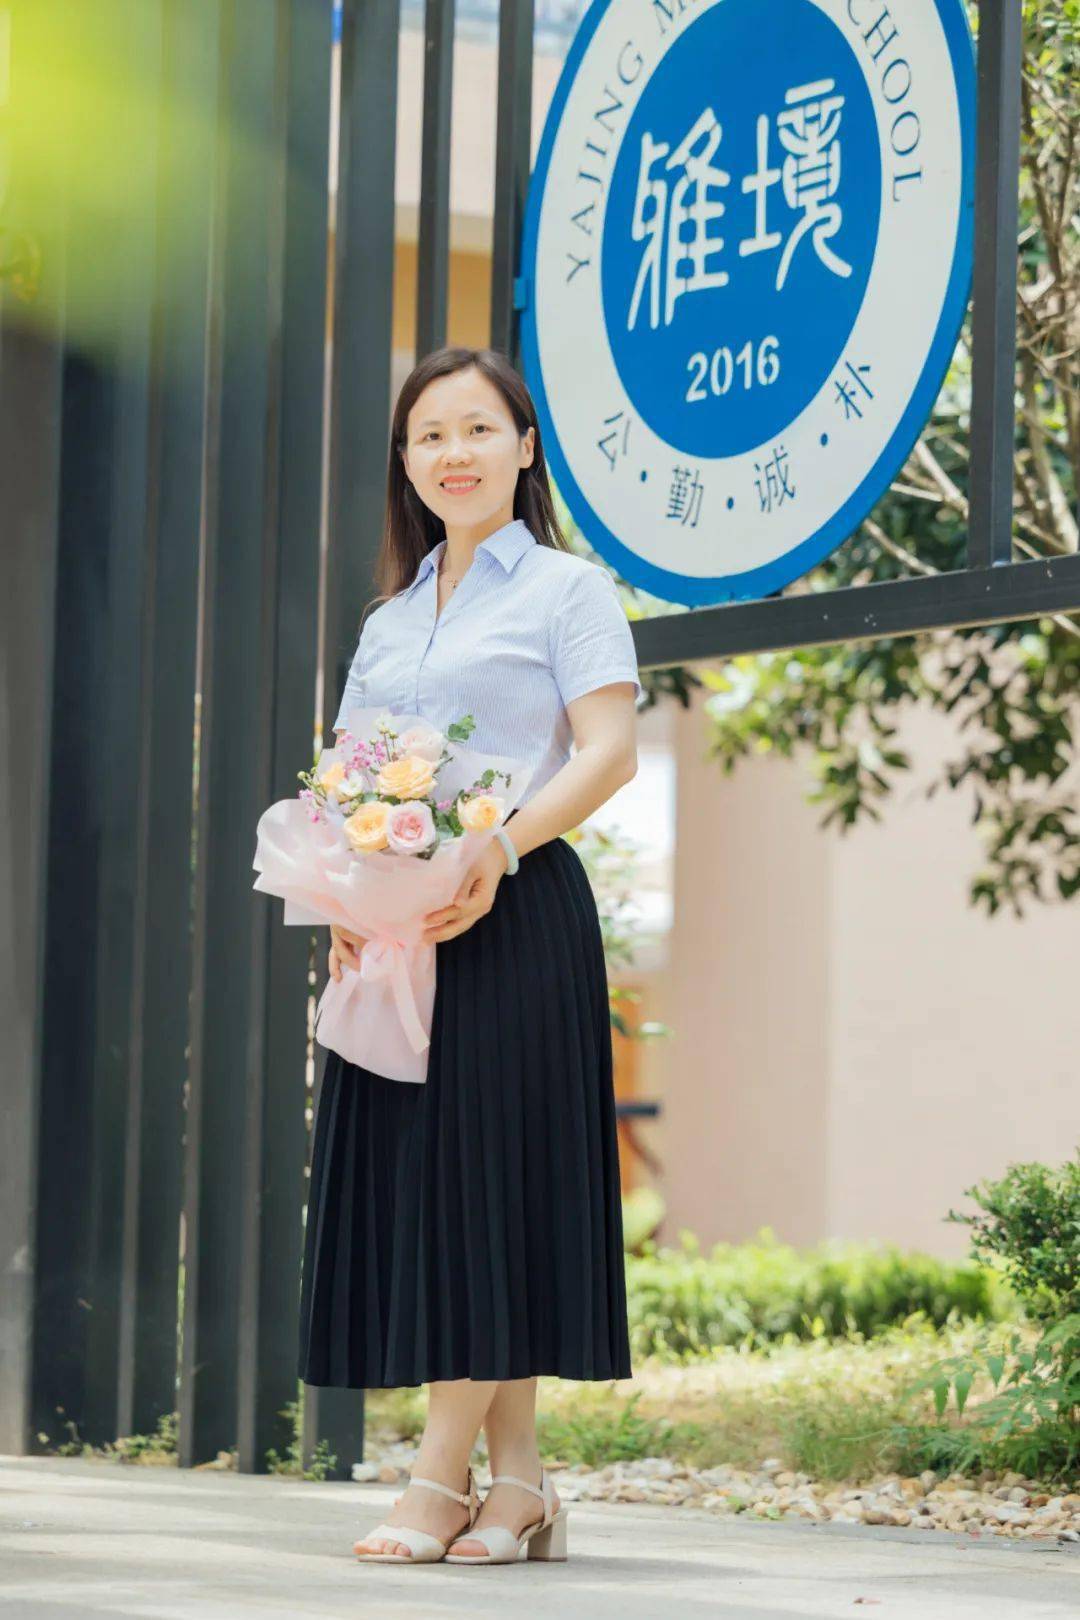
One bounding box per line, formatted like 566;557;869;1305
520;0;976;605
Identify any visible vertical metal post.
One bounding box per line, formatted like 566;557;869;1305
490;0;534;367
300;1055;368;1476
0;315;63;1454
416;0;455;357
323;0;399;733
182;0;295;1468
117;0;222;1448
0;10;66;1443
967;0;1023;569
81;0;167;1451
307;0;404;1477
236;0;331;1476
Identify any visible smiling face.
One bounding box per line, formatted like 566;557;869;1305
400;366;535;533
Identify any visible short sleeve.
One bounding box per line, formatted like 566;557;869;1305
332;627;368;733
550;564;643;707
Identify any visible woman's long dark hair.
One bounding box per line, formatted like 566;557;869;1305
367;347;571;614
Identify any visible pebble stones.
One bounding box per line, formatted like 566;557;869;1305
352;1443;1080;1544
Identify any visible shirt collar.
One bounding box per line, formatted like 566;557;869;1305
404;519;536;595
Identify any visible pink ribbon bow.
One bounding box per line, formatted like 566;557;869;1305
357;934;430;1055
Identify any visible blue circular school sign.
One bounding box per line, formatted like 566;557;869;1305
520;0;975;605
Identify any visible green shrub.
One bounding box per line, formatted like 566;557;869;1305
897;1155;1080;1480
625;1227;1012;1361
944;1155;1080;1326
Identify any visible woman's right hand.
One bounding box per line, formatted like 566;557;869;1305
329;924;368;981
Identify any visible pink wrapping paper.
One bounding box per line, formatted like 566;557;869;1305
251;708;533;1084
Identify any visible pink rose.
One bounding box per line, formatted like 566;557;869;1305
386;800;437;855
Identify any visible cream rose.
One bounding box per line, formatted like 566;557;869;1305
337;769;368;802
395;724;446;763
376;753;438;800
343;800;391;853
457;792;504;832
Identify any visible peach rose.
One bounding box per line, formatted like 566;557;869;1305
318;760;347;795
320;760;367;804
343;800;391;853
376;753;438;800
457;792;504;832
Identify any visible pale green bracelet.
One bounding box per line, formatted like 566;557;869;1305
493;825;520;875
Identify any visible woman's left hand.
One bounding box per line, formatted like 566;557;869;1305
422;838;508;944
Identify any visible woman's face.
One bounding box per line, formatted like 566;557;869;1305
400;366;534;531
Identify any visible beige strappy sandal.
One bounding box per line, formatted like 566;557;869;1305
443;1466;568;1564
353;1466;481;1563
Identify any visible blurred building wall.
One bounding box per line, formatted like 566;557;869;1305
657;686;1080;1259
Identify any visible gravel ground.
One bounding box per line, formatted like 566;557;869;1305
359;1439;1080;1546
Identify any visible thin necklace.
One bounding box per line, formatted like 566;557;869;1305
437;549;461;590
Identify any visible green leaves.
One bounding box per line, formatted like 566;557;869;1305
624;1229;1010;1363
684;4;1080;917
900;1159;1080;1477
946;1155;1080;1320
536;1389;683;1468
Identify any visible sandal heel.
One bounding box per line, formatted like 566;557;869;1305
527;1507;568;1561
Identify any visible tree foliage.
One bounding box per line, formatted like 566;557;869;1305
634;3;1080;915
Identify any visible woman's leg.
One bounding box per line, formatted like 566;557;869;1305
447;1376;562;1554
355;1377;498;1557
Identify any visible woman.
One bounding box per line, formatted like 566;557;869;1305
297;345;641;1567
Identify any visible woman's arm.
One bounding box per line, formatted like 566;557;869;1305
421;683;637;942
496;681;638;865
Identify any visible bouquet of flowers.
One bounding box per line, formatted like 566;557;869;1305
251;707;533;1084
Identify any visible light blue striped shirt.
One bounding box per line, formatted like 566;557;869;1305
333;518;643;805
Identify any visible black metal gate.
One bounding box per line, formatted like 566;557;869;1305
0;0;1068;1484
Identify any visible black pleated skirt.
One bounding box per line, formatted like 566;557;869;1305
296;822;633;1389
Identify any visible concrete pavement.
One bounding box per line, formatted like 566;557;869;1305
1;1455;1077;1619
